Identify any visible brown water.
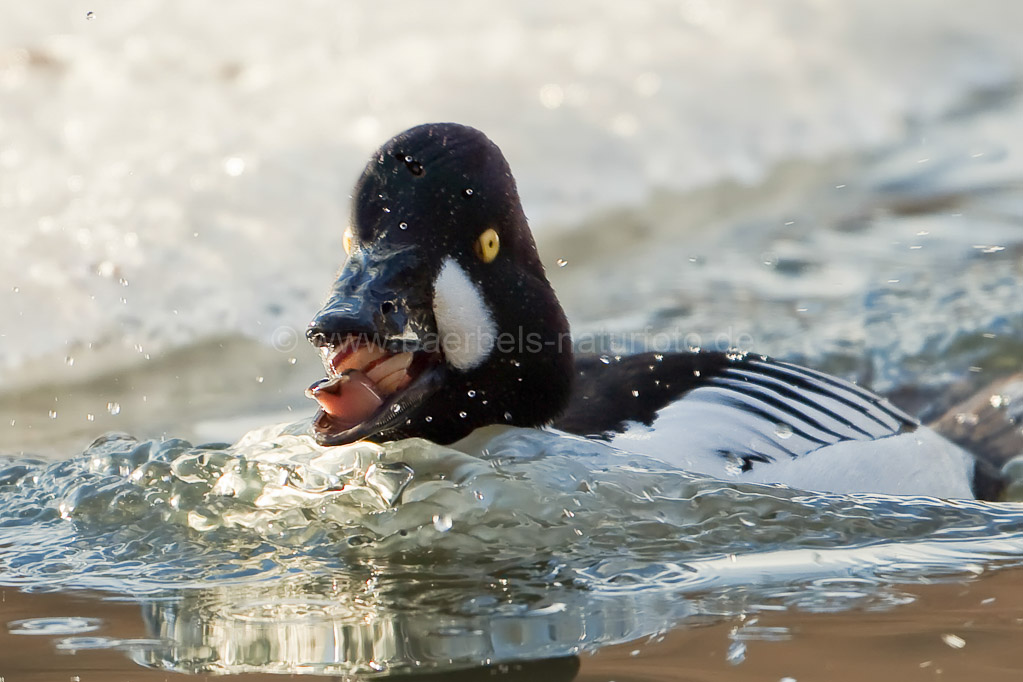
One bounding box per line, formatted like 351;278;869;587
583;568;1023;681
4;567;1023;680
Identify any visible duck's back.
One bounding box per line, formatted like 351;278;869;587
554;352;977;499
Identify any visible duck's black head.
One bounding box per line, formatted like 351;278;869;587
306;123;573;446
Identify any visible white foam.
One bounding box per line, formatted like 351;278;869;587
2;0;1023;386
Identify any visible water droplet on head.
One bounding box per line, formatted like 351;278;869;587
288;357;297;365
85;11;95;20
398;221;408;230
12;286;19;293
392;404;402;413
599;355;611;364
432;514;453;532
256;376;264;383
458;411;467;419
631;389;640;397
381;207;391;213
401;155;424;175
467;390;476;398
556;258;568;267
462;188;474;198
774;423;794;439
48;409;57;419
503;411;513;421
106;401;120;416
424;415;433;422
86;414;95;421
65;356;74;367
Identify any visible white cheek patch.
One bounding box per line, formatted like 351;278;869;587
432;258;497;371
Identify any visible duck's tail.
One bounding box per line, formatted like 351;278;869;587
930;373;1023;501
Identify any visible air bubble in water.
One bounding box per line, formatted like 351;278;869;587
107;402;121;416
557;258;568;267
432;514;453;532
65;356;74;367
775;423;794;439
48;410;57;419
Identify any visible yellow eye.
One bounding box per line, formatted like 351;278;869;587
474;228;500;263
342;226;355;255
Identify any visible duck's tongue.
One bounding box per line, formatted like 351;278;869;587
306;371;384;427
306;341;416;430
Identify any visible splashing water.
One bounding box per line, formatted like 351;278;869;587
4;423;1023;590
3;424;1023;674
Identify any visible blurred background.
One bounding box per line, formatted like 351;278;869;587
2;0;1023;457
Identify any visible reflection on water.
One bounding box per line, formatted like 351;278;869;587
3;424;1023;676
129;576;677;676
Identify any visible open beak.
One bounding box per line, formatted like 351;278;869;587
305;247;443;445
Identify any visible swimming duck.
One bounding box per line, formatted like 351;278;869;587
305;122;1004;500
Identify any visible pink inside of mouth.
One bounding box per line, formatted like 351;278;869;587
306;340;416;429
310;371;384;425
